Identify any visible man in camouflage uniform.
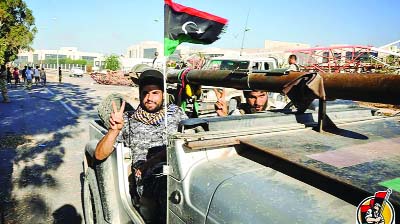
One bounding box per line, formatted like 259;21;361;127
0;65;10;103
95;69;187;223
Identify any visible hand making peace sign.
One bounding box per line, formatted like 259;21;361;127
110;101;126;130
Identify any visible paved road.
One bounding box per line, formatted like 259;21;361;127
0;73;138;223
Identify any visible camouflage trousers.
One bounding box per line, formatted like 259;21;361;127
0;80;10;102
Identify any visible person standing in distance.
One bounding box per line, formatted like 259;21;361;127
58;67;62;83
287;54;300;72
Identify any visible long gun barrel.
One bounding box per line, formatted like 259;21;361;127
167;69;400;105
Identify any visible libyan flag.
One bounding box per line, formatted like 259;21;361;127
164;0;228;56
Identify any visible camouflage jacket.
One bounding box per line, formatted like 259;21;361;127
116;104;188;162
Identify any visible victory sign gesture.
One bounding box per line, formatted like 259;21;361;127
214;88;228;117
110;101;126;130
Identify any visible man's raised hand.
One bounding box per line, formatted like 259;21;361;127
214;88;228;116
110;101;126;130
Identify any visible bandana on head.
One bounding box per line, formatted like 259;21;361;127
131;104;165;126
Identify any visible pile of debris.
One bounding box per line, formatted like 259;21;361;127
90;71;134;86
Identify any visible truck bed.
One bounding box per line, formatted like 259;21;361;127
177;105;400;215
239;116;400;210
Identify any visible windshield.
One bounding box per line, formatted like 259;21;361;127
204;60;250;70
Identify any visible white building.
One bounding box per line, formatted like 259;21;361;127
126;41;191;59
15;47;103;65
126;41;163;59
123;40;316;69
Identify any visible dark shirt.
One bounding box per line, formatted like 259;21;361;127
116;104;188;162
21;69;27;78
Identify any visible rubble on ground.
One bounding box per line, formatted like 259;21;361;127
90;71;134;86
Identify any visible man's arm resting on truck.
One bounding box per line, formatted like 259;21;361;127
95;101;126;161
95;129;121;160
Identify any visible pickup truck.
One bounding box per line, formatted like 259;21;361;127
82;99;400;223
83;68;400;223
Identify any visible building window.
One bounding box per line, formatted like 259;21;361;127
45;54;67;59
143;48;158;59
14;56;28;63
82;56;96;63
33;54;39;63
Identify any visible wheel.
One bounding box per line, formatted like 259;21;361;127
83;167;104;224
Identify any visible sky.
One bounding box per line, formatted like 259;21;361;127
26;0;400;54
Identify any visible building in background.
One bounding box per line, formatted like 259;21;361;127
126;41;162;59
123;41;193;70
15;47;103;65
126;41;191;60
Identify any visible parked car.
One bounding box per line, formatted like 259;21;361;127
70;67;84;77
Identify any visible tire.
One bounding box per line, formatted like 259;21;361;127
83;168;104;224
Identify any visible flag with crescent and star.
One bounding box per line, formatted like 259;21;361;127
164;0;228;56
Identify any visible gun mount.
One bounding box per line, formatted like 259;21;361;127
167;69;400;105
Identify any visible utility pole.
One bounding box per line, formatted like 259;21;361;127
240;9;250;56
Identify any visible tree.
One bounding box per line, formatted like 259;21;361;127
0;0;37;64
104;55;121;71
